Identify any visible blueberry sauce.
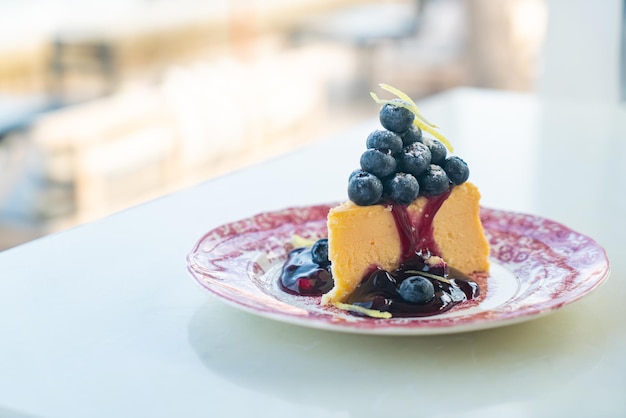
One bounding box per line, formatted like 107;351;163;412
279;247;334;296
344;258;479;317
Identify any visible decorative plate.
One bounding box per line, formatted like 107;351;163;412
186;205;610;335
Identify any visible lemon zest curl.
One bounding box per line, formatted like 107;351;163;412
334;302;393;319
370;83;454;153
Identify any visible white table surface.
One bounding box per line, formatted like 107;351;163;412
0;88;624;418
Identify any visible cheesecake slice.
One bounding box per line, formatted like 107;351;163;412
322;182;490;305
279;84;490;315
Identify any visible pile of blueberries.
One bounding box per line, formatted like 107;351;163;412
348;100;469;206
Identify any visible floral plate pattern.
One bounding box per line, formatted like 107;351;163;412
186;205;610;335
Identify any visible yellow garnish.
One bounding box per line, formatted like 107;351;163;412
404;270;451;284
291;234;316;248
370;83;454;153
334;302;393;319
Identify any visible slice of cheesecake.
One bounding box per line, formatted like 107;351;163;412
322;182;490;305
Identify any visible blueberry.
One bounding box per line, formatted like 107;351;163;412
379;100;415;133
311;238;329;265
366;130;403;155
360;149;396;178
398;275;435;304
349;169;362;181
398;142;431;177
400;124;422;147
422;137;447;165
418;164;450;196
384;173;419;205
348;170;383;206
370;269;397;290
442;156;469;185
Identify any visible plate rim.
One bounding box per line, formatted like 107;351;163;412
186;204;611;336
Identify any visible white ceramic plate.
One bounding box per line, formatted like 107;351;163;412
187;204;610;335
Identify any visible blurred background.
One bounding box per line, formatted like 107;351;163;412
0;0;622;250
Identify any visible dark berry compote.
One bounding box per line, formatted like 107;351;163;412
279;246;334;296
344;252;479;318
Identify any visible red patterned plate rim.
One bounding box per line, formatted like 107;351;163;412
186;204;610;335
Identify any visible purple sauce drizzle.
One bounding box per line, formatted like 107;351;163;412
388;187;452;260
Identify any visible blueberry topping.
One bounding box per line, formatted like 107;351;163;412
398;275;435;304
398;142;431;177
366;129;403;155
346;88;467;205
422;137;447;165
379;100;415;133
442;156;469;185
418;164;450;196
400;124;422;147
348;170;383;206
360;149;396;178
349;169;362;181
384;173;419;205
311;238;329;265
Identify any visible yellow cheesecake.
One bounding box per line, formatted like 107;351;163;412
322;182;490;305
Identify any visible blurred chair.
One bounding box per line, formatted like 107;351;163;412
30;87;179;223
290;0;424;93
48;32;118;105
289;0;471;100
373;0;468;96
